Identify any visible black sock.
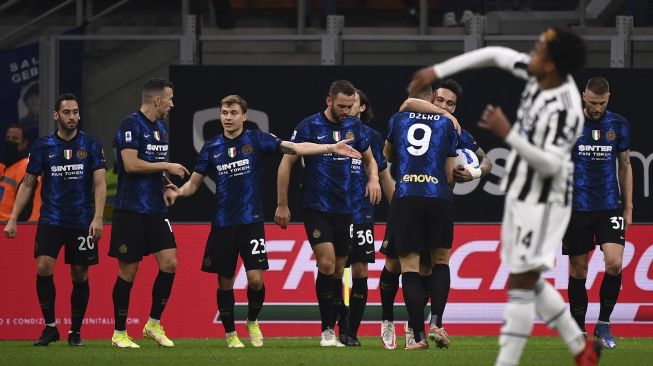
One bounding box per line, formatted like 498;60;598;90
247;285;265;322
349;277;368;338
316;272;333;331
112;276;133;331
36;275;56;325
430;264;450;328
332;278;345;329
402;272;425;342
419;275;430;309
218;288;236;333
380;267;400;322
568;276;588;331
599;272;622;322
149;271;175;320
70;280;89;333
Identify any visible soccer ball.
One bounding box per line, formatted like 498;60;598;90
455;148;479;169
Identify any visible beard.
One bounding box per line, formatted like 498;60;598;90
57;117;78;132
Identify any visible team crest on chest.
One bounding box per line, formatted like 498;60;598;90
227;147;237;158
332;131;341;142
606;130;616;141
154;131;161;141
242;144;253;155
63;149;73;160
591;130;601;141
345;131;354;140
76;150;87;159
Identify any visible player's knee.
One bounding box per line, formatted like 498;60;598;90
384;258;401;274
248;278;264;290
317;260;335;274
36;262;54;276
569;258;589;278
160;257;178;273
604;260;622;276
70;267;89;283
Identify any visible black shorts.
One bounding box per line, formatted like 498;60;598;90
379;215;432;267
562;209;626;256
201;223;269;277
346;223;376;267
108;209;177;263
303;208;353;258
390;196;453;256
34;223;99;265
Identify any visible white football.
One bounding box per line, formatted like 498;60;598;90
455;148;480;168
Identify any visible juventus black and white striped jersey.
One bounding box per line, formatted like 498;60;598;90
433;46;584;206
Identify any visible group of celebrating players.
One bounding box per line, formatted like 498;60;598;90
3;25;632;366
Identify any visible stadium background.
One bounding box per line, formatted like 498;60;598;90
0;0;652;341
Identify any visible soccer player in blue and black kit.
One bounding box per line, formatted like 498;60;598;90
4;93;107;347
563;77;633;349
384;84;459;350
165;95;362;348
109;79;190;348
380;79;492;349
275;80;382;347
340;89;394;347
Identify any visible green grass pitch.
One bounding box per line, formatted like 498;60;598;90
2;337;652;365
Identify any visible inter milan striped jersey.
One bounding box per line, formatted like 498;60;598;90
291;112;370;214
434;47;584;205
572;111;630;211
351;125;387;224
27;131;106;229
194;129;281;227
114;111;169;214
458;129;479;151
386;111;458;201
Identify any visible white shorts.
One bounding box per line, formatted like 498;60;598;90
501;198;571;274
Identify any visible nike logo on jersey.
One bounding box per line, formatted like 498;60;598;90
88;256;96;261
214;153;223;158
317;135;326;140
48;154;56;158
620;236;625;239
144;134;151;138
365;250;374;255
258;258;267;263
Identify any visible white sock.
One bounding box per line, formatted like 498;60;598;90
534;279;585;355
495;289;535;366
148;317;160;325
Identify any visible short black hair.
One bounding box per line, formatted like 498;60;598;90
54;93;79;111
546;27;586;77
355;89;374;123
328;80;356;99
437;79;463;99
142;78;174;94
22;83;39;103
585;77;609;94
5;123;28;142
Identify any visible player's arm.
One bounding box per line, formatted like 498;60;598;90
120;148;189;178
479;105;564;177
90;168;107;243
379;167;395;203
279;138;362;159
166;172;205;200
362;147;382;204
383;140;396;164
446;157;456;188
409;46;529;93
3;173;38;238
275;154;299;229
618;150;633;227
399;99;461;133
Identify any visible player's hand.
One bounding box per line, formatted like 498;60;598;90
333;138;362;159
478;105;511;139
408;67;439;95
366;179;382;204
624;207;633;229
164;184;180;207
166;163;190;179
89;217;103;243
448;114;462;135
3;218;17;238
275;205;291;229
454;165;474;182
